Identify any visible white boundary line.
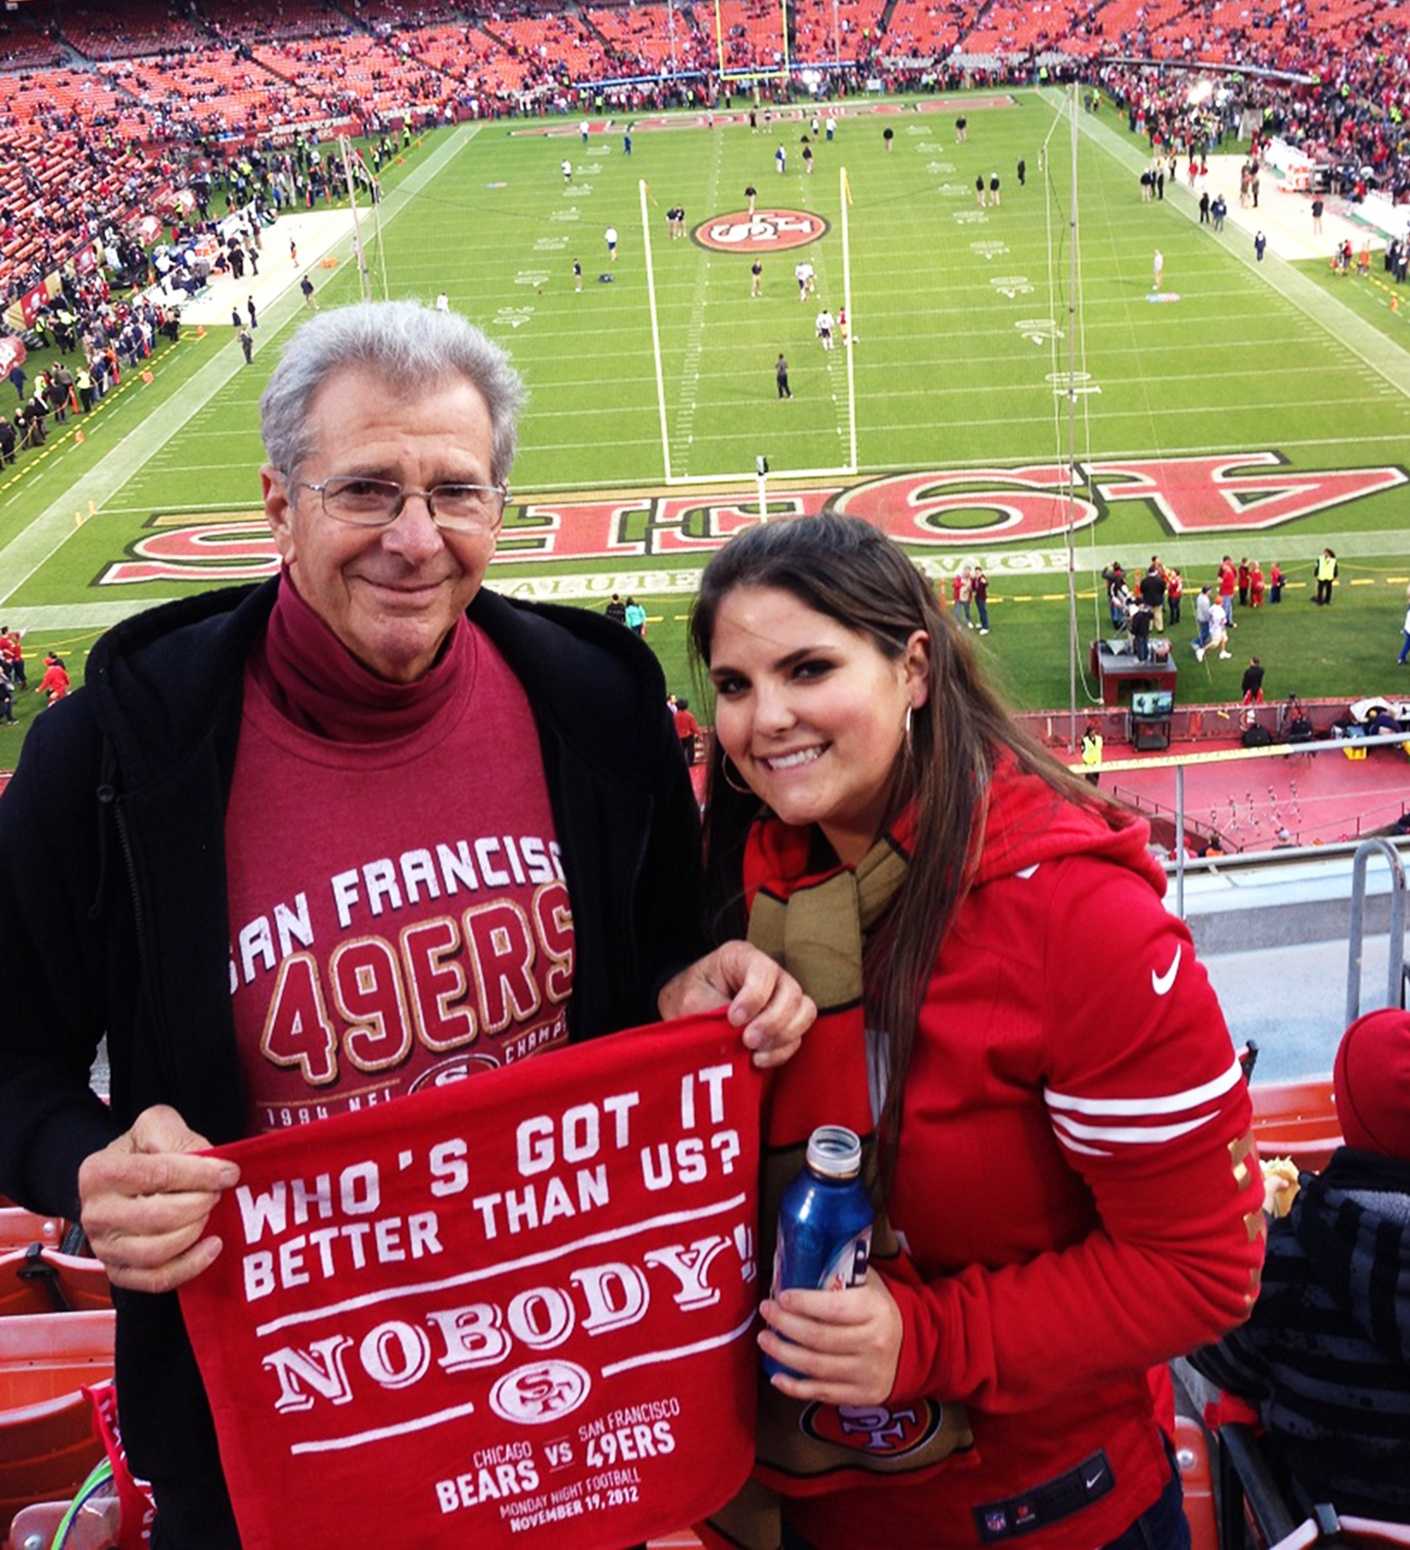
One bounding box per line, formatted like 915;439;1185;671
639;176;673;482
90;429;1410;509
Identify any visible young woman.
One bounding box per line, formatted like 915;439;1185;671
1166;565;1183;625
691;516;1263;1550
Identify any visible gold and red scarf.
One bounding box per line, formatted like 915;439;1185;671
704;818;975;1548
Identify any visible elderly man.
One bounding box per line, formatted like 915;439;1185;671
0;301;811;1548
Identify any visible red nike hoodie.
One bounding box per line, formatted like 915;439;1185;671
783;761;1263;1550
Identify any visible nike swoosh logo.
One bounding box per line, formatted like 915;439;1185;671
1085;1471;1105;1490
1151;945;1182;997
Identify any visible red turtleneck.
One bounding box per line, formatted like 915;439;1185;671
224;573;574;1134
247;568;467;743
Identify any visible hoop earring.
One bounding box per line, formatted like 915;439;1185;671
904;704;914;758
720;754;754;796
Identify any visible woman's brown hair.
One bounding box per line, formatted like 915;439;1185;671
690;515;1125;1182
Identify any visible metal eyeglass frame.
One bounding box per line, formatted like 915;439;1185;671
297;475;510;532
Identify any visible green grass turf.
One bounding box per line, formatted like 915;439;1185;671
1293;257;1410;353
4;90;1410;758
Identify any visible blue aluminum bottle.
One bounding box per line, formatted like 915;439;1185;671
762;1125;874;1380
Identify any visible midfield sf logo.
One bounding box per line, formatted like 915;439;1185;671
692;209;829;252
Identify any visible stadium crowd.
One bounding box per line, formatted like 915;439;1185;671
2;267;182;463
0;0;1406;457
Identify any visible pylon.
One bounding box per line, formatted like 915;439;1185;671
74;429;85;444
1393;296;1400;314
140;369;154;384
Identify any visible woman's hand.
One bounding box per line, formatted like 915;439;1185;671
757;1268;903;1405
658;941;816;1068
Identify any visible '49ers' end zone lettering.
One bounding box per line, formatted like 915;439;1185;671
100;451;1408;586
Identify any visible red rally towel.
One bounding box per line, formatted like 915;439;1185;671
180;1013;763;1550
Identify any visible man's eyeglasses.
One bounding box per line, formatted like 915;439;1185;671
299;475;509;533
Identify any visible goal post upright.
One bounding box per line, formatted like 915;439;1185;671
638;176;674;482
840;164;858;474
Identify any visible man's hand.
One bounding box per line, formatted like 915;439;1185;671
78;1104;240;1294
658;941;816;1068
756;1269;903;1405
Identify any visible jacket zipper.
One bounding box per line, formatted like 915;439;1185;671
97;783;172;1076
622;790;654;992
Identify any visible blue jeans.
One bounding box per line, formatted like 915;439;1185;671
1103;1461;1191;1550
1399;630;1410;664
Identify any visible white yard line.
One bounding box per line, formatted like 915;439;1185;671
668;132;724;479
141;360;1382;460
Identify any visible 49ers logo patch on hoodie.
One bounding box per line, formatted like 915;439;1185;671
800;1399;949;1457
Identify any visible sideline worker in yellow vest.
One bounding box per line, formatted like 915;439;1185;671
1314;547;1338;606
1081;720;1103;785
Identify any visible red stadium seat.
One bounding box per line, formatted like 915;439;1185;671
0;1311;114;1542
0;1210;64;1256
0;1248;113;1318
1174;1414;1219;1550
1250;1078;1341;1175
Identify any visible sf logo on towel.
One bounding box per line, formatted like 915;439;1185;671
490;1360;592;1424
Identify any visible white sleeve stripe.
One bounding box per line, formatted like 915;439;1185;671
1054;1131;1112;1158
1050;1109;1220;1144
1044;1056;1242;1117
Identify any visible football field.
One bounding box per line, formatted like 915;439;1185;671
3;88;1410;747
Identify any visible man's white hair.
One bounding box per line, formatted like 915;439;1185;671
260;299;526;486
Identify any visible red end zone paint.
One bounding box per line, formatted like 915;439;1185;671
94;453;1407;584
509;99;1017;135
692;210;829;253
916;95;1016;113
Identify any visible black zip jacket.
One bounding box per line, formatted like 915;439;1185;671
0;576;705;1543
